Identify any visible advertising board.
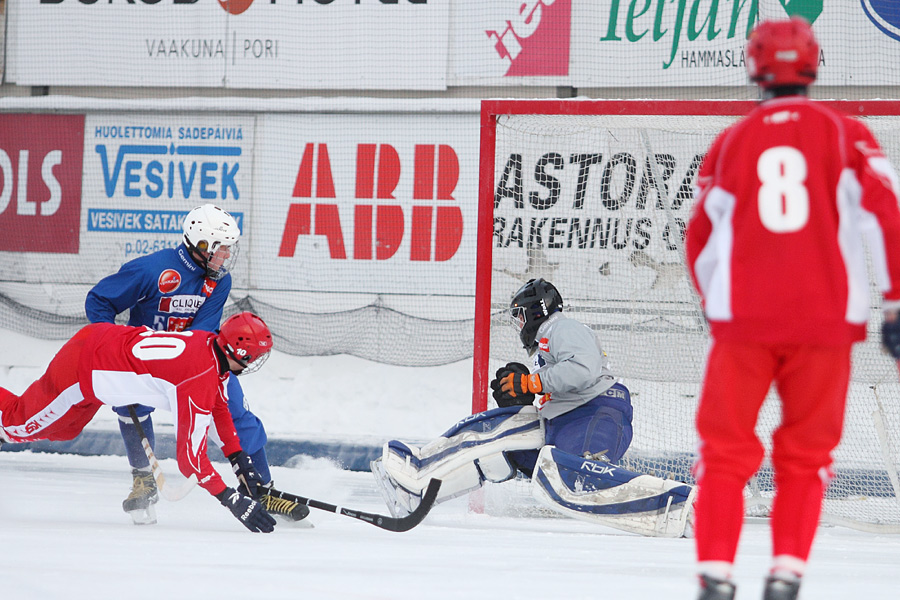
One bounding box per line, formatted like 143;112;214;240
10;0;449;89
0;114;85;259
253;112;479;297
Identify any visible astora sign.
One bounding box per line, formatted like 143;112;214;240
278;142;463;262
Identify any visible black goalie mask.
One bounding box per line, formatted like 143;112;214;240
507;278;563;354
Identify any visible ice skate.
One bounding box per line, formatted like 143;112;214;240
763;576;800;600
123;468;159;525
260;483;313;528
697;575;736;600
371;457;420;518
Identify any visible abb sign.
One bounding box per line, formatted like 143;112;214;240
279;142;463;261
0;114;85;253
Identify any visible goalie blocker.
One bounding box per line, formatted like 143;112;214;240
372;405;696;537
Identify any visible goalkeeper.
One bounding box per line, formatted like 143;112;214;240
372;278;695;537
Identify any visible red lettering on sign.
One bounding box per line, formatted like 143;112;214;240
314;204;346;259
292;143;335;199
413;145;435;200
278;203;311;257
410;205;432;261
435;206;463;261
354;205;372;260
376;205;403;260
356;144;400;199
279;142;464;262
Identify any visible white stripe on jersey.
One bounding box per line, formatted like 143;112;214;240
695;187;736;321
91;370;177;412
4;383;84;438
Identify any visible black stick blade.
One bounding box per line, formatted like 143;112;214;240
374;478;442;532
271;478;442;533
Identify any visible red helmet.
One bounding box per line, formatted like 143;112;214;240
746;18;819;89
217;312;273;374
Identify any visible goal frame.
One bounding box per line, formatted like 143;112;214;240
472;98;900;414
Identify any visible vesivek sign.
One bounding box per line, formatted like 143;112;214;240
95;143;241;200
83;116;253;204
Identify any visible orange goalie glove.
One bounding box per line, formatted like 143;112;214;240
490;362;543;407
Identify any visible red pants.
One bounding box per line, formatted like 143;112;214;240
0;325;102;442
693;340;850;565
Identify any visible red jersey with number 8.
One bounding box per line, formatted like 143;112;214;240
686;96;900;345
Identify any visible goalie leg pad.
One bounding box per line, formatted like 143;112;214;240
380;405;543;507
532;445;696;538
475;451;519;483
371;457;424;518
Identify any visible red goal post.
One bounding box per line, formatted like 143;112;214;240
472;99;900;531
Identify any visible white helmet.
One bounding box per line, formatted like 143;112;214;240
182;204;241;280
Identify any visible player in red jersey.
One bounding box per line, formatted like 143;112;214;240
685;18;900;600
0;312;278;534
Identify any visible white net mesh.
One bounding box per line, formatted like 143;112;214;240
481;102;900;530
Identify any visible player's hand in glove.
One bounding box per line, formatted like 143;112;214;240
216;487;277;533
228;451;265;499
882;309;900;358
490;362;541;407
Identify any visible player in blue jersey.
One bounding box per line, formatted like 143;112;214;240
85;204;308;525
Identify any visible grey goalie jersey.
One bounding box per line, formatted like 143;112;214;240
530;312;618;420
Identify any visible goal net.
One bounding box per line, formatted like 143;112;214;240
474;99;900;531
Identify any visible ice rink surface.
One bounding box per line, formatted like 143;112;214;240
2;451;900;600
3;328;900;598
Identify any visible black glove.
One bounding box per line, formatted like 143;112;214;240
228;451;265;499
883;314;900;359
216;487;276;533
490;362;536;407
